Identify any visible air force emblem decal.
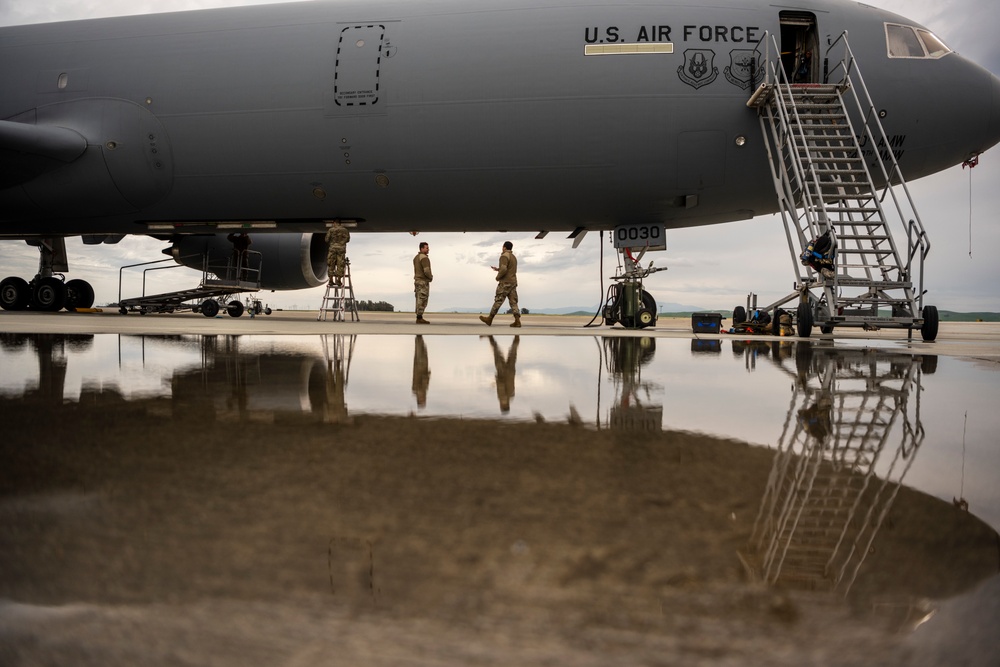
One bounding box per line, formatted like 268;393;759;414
678;49;718;89
724;49;764;90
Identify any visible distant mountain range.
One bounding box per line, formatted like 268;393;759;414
440;302;709;315
439;306;1000;321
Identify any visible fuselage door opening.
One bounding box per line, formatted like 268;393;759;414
780;12;819;84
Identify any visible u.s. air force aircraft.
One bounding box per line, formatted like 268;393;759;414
1;0;999;332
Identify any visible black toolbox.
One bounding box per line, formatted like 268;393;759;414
691;312;723;334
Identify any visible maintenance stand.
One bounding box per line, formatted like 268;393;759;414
117;250;269;317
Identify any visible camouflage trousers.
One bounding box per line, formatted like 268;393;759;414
490;282;519;316
327;248;346;280
414;280;430;316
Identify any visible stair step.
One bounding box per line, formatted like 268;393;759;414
800;137;854;144
794;116;849;123
822;206;880;213
803;148;856;155
791;105;844;113
799;125;852;132
817;185;874;193
836;248;896;256
834;235;891;241
787;91;842;98
805;156;865;163
799;148;857;156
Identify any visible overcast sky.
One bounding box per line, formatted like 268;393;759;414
1;0;998;313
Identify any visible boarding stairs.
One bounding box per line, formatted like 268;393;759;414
747;32;937;340
740;347;925;596
318;259;359;322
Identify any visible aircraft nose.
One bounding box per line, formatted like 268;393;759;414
988;70;1000;154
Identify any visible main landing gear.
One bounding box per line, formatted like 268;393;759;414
0;238;95;312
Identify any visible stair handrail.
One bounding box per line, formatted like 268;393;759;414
117;254;202;303
752;31;838;278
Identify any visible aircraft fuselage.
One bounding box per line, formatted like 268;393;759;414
2;0;998;237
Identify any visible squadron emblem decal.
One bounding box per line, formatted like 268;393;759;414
724;49;764;90
678;49;718;89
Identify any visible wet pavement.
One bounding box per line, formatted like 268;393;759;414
2;331;998;666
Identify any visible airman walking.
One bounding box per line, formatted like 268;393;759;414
479;241;521;328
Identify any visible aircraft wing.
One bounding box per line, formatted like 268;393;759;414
0;119;87;190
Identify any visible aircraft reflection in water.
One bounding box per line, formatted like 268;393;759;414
601;337;662;431
736;345;932;604
164;334;358;425
0;333;95;405
2;333;1000;666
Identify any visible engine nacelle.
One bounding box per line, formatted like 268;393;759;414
2;99;173;219
168;233;327;290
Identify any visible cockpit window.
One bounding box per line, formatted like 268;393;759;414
918;30;950;57
886;23;952;59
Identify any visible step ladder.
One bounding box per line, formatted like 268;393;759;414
317;259;360;322
318;334;356;423
740;347;925;596
746;32;937;340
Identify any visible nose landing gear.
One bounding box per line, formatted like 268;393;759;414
603;281;659;329
602;247;667;330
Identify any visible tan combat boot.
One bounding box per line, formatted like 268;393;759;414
510;315;521;328
479;314;494;326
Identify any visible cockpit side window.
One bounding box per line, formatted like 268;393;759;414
918;30;950;58
885;23;952;59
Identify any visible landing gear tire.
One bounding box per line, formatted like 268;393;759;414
733;306;746;325
31;277;66;311
0;277;31;311
227;300;245;318
64;279;95;311
201;299;220;318
920;355;938;374
921;305;939;342
639;290;657;329
796;302;813;338
772;308;785;336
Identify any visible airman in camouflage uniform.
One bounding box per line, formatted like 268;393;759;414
413;242;432;324
325;221;350;285
479;241;520;328
487;335;519;413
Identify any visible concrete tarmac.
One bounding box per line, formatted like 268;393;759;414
2;309;999;359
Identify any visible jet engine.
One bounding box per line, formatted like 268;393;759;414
168;233;328;290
